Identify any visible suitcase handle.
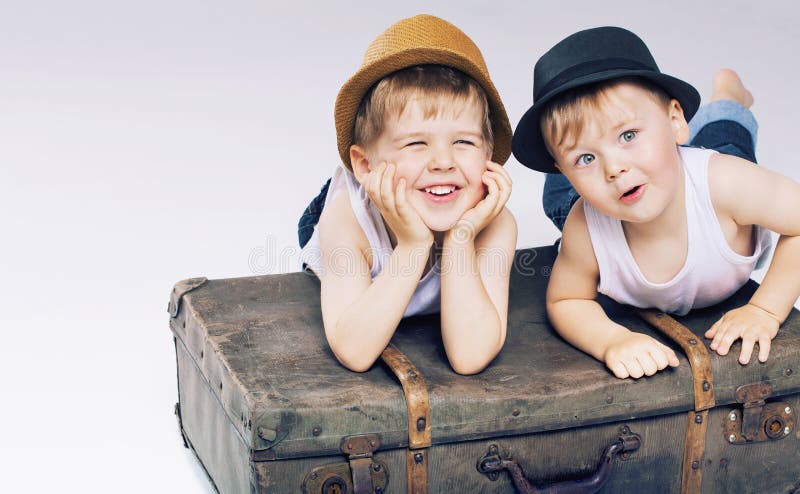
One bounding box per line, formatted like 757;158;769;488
476;429;641;494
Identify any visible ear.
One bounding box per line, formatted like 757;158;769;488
668;99;690;145
349;145;371;184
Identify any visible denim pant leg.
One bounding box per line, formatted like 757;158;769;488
297;178;331;248
688;100;758;163
540;100;760;232
542;173;580;232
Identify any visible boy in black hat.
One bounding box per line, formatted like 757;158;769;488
513;27;800;379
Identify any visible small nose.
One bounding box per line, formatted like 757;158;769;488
605;160;629;181
428;149;456;172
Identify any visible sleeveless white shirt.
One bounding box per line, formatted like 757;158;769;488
300;165;441;317
584;146;772;316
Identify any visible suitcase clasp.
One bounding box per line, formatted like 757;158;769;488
301;434;389;494
724;382;796;444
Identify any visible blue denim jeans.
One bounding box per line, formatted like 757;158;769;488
542;100;758;231
297;178;331;248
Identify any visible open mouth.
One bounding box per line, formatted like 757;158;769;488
423;185;459;196
619;184;645;203
621;185;641;198
419;184;461;204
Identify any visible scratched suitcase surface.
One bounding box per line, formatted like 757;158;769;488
168;245;800;493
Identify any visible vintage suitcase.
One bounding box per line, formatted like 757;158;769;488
168;245;800;493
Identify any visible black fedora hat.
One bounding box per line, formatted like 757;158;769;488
512;26;700;173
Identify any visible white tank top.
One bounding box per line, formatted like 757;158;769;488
584;146;772;316
300;165;441;317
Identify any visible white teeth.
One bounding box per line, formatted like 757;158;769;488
424;185;456;195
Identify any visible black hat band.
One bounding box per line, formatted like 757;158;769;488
536;58;655;101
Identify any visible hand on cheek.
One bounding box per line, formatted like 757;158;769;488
452;161;512;241
364;161;432;248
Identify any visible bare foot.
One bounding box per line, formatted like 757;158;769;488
711;69;753;108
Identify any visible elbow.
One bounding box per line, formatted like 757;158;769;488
450;360;488;376
446;320;505;375
329;336;379;372
325;320;380;372
339;360;375;372
448;340;502;376
332;349;378;373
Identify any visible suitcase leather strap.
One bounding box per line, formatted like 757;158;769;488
381;343;431;494
638;310;715;494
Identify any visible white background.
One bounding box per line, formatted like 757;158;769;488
2;1;798;492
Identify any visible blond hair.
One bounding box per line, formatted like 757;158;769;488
352;65;493;153
540;77;672;156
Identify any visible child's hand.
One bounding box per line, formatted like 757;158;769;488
365;161;432;247
449;161;512;243
603;331;680;379
705;303;780;364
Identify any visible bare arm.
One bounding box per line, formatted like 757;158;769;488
706;154;800;362
547;201;679;378
318;164;433;372
440;207;516;374
439;162;516;374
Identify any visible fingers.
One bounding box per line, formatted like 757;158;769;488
639;345;679;376
486;161;512;187
484;161;512;213
710;321;739;355
757;335;772;363
707;305;781;365
380;163;397;212
606;336;680;380
366;161;403;219
666;348;680;368
479;173;500;214
624;359;644;379
711;322;775;365
607;360;630;379
462;163;511;231
636;353;658;377
738;334;756;365
738;331;773;364
365;161;388;209
705;319;720;339
394;177;410;217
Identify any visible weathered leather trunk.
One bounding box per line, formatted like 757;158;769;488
169;246;800;493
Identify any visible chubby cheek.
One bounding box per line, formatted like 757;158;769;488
463;181;488;209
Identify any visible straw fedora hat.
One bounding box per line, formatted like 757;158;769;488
334;14;512;170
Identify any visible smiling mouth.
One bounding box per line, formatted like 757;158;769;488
423;185;459;196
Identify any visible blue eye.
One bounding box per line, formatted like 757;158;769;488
455;139;475;146
576;154;595;166
620;130;637;143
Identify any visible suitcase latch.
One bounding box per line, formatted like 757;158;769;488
301;434;389;494
724;382;796;444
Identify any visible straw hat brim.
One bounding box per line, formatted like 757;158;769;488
335;47;512;170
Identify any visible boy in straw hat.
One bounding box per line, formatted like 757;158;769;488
513;27;800;379
298;15;517;374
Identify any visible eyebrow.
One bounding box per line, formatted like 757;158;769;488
392;129;484;143
392;132;426;143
